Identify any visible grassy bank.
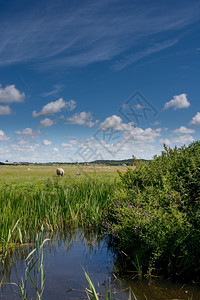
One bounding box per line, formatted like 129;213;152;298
106;141;200;281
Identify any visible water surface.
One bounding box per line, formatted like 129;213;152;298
0;229;200;299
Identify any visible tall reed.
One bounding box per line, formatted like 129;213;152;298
0;177;116;244
10;226;49;300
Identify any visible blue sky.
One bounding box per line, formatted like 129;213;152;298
0;0;200;162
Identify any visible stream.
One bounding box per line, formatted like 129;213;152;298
0;229;200;299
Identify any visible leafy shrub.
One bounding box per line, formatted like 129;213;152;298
107;141;200;280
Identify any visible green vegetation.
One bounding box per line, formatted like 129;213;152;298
0;177;117;245
10;226;49;300
1;142;200;282
84;269;134;300
0;165;130;189
106;141;200;280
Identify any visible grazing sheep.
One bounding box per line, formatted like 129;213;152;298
56;168;64;176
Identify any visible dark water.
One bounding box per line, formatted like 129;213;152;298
0;229;200;299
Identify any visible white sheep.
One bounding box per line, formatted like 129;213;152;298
56;168;64;176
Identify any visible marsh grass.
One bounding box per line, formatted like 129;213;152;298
8;226;49;300
0;175;117;244
84;269;134;300
0;219;23;264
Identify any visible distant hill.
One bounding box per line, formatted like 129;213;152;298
0;158;149;166
91;158;149;166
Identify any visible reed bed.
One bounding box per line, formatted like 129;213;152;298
0;176;117;245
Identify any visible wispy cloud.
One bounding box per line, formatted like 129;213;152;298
61;142;77;150
112;39;178;71
65;100;77;112
0;1;199;70
152;121;161;126
16;138;28;145
33;98;75;117
41;84;64;97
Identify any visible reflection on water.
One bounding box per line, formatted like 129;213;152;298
0;229;200;299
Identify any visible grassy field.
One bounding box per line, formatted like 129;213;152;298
0;165;133;249
0;165;132;188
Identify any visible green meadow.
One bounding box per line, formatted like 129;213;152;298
0;165;131;248
0;164;130;188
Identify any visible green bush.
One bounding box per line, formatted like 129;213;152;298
107;141;200;280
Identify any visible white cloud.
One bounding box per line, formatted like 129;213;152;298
125;127;162;143
33;98;67;117
66;111;98;127
172;134;194;144
43;139;52;146
15;128;33;135
100;115;133;131
0;130;10;141
53;147;59;152
0;84;25;103
164;94;190;110
99;115;161;146
190;112;200;126
172;126;195;135
0;105;12;115
40;118;55;128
